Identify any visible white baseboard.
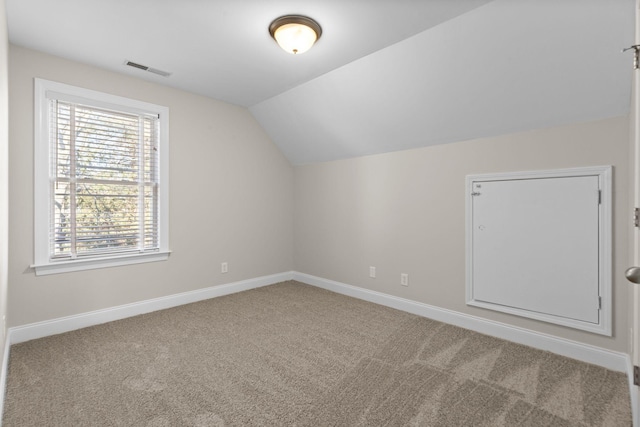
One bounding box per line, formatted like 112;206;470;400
1;271;635;424
6;270;630;371
9;271;294;345
293;272;629;373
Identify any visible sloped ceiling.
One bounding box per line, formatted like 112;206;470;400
251;0;635;164
5;0;491;106
6;0;635;165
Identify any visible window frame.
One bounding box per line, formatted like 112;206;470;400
33;79;170;276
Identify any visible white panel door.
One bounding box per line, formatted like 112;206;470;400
471;175;600;324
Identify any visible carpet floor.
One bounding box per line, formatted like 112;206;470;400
2;281;632;426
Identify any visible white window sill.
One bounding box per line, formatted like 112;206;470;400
31;251;171;276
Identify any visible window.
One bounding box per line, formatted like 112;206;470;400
33;79;169;275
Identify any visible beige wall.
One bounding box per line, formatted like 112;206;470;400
0;0;8;352
8;45;294;327
6;45;632;354
294;116;630;352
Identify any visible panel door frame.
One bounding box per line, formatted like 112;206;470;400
465;165;612;335
629;2;640;423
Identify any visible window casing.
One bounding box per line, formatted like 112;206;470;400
33;79;170;275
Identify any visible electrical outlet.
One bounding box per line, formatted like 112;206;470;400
221;262;228;273
369;266;376;278
400;273;409;286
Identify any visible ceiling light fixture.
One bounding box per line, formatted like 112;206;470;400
269;15;322;55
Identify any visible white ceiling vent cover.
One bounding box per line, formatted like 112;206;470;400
124;60;172;77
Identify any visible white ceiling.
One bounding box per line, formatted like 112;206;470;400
5;0;635;165
6;0;491;106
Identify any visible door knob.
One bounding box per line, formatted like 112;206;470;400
625;266;640;284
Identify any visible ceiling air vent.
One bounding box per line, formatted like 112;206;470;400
124;60;172;77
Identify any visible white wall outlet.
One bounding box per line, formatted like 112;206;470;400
400;273;409;286
221;262;228;273
369;266;376;278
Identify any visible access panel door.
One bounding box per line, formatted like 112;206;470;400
467;168;610;333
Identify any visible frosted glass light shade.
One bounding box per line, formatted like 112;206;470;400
269;15;322;55
273;23;317;54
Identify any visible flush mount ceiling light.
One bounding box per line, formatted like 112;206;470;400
269;15;322;55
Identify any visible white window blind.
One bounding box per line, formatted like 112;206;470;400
34;79;170;275
49;101;159;259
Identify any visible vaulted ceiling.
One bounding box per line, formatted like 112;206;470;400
5;0;635;164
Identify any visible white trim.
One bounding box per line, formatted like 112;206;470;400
31;251;171;276
4;270;628;370
9;271;294;344
293;272;627;372
33;78;170;274
0;334;9;425
465;165;613;336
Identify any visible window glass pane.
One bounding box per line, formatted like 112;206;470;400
48;100;160;259
143;186;158;249
53;102;71;179
75;106;139;182
143;117;157;183
52;181;72;258
75;183;140;255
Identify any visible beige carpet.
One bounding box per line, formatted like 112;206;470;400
2;281;632;426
